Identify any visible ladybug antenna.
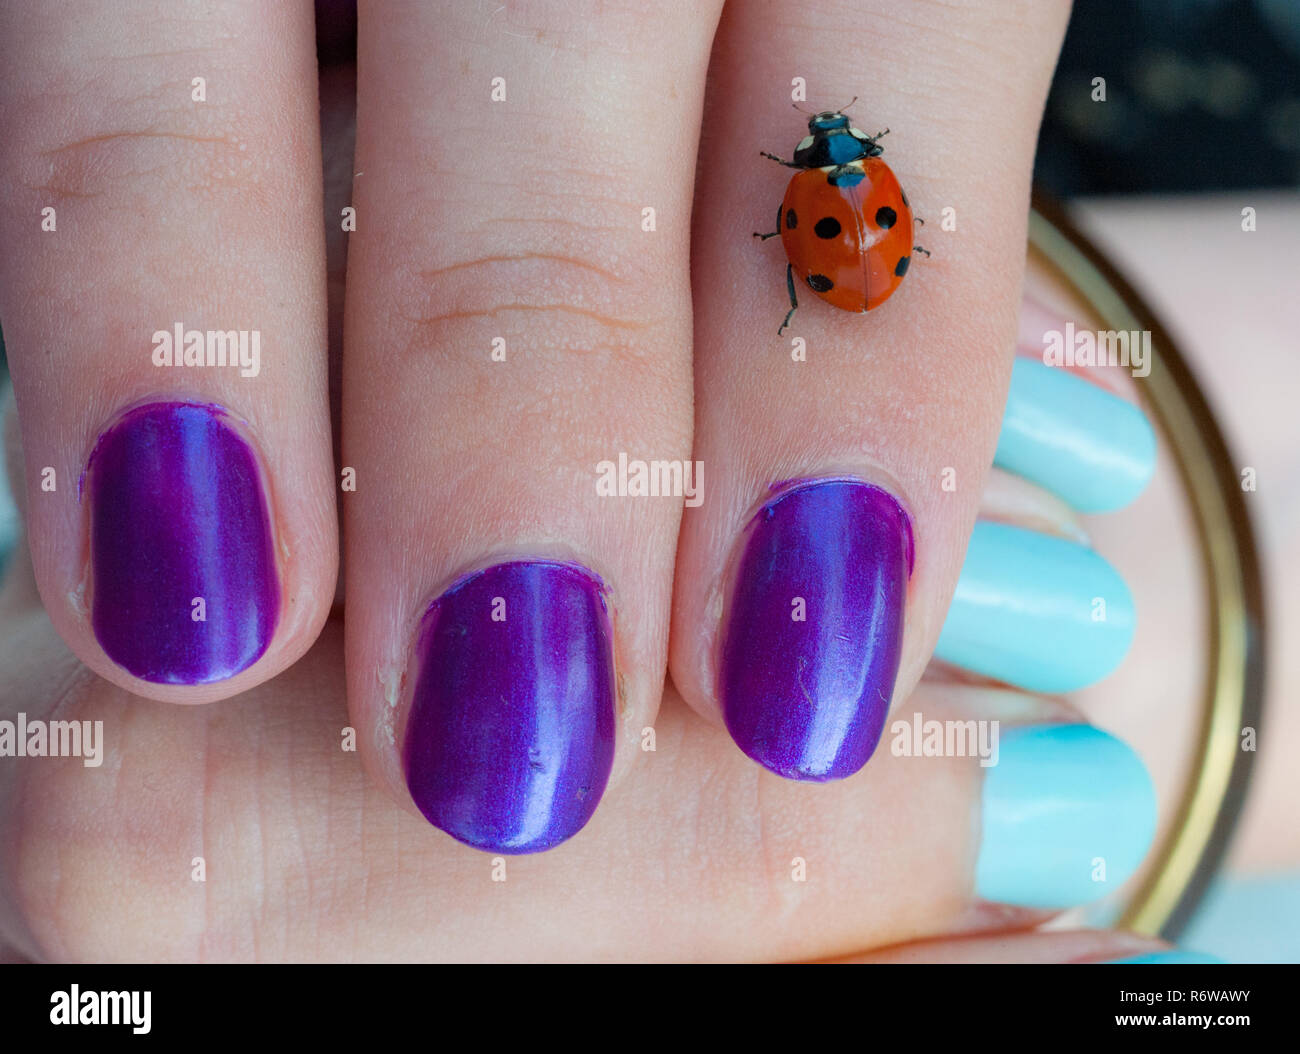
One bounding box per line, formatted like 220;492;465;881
791;101;814;115
839;96;858;113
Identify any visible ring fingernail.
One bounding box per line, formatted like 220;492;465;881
934;521;1135;693
996;357;1157;513
403;560;616;854
720;478;913;782
977;724;1156;909
88;401;279;685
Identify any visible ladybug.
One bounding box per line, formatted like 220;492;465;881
755;103;927;333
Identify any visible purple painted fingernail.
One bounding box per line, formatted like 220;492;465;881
86;402;279;685
403;560;616;854
720;478;913;781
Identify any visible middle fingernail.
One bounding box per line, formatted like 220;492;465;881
720;478;913;782
403;560;617;854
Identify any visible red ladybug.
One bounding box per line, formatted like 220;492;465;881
755;104;927;333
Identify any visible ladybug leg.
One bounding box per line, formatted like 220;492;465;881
760;150;800;168
914;216;925;226
912;245;932;257
867;127;890;143
754;203;783;241
778;263;798;335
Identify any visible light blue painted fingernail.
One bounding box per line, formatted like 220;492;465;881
977;724;1156;909
1107;950;1227;964
996;357;1157;513
935;521;1135;694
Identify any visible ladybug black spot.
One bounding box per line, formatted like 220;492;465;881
806;274;834;293
875;206;897;229
785;209;798;229
814;216;842;239
894;256;910;277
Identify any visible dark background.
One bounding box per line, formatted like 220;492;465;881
1035;0;1300;194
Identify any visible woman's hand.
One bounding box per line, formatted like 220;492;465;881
0;1;1192;961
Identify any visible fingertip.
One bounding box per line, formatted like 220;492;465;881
32;398;336;704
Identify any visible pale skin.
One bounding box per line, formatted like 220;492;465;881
6;1;1278;961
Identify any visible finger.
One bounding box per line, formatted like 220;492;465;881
933;280;1162;692
843;930;1212;965
0;608;1159;961
0;0;336;702
671;0;1073;778
341;0;719;853
978;467;1090;545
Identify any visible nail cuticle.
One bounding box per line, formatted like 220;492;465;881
397;549;625;746
761;474;916;575
78;396;253;497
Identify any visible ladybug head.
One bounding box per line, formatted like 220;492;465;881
808;111;850;132
792;110;882;168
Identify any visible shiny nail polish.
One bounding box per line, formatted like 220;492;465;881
403;560;616;854
935;521;1135;694
720;478;913;782
977;724;1156;909
995;357;1157;513
1106;950;1226;964
87;402;279;684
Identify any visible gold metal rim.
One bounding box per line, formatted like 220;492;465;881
1027;194;1267;939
